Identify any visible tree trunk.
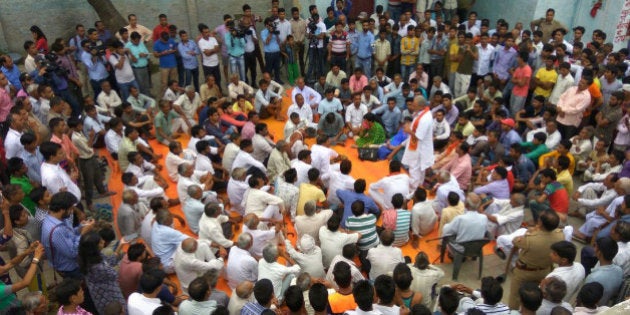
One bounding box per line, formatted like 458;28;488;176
87;0;127;34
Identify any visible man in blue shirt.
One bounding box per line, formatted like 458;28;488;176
153;31;178;95
0;55;22;91
356;20;375;78
261;17;283;84
372;97;402;137
80;37;109;99
225;23;246;84
151;210;189;274
177;30;201;92
41;192;95;279
336;179;380;228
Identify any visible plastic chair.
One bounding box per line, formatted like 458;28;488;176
449;238;491;281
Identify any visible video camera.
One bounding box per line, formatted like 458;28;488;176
88;41;106;57
39;53;68;77
228;21;253;38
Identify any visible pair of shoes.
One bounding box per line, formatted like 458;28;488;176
494;246;506;260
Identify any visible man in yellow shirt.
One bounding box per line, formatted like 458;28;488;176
400;26;419;81
533;56;558;97
447;29;464;92
539;139;576;175
296;168;329;216
555;155;574;194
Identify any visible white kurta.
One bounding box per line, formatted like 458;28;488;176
401;108;434;188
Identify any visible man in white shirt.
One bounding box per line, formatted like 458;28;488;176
226;233;258;289
366;230;404;279
165;141;190;182
127;269;165;315
548;62;574;106
39;141;81;201
323;160;355;208
96;81;122;115
410;188;437;248
474;33;494;80
572;173;618;216
104;118;123;157
291;150;312;186
319;215;360;269
326;245;365;288
173;238;225;293
287;94;315;125
176;162;215;205
254;80;283;120
432;171;465;215
292;77;322;111
228;73;255;100
481;193;526;238
173;85;202;125
4;110;25;159
242;213;280;258
251;123;275;162
525;121;561;150
242;176;285;221
231;139;267;173
345;94;368;136
198;24;222;87
294;200;334;243
545;241;585;302
227;168;249;215
368;160;413;209
108;41;137;100
310;135;340;179
284;235;325;279
122;172;167;203
258;244;301;301
408;252;445;308
198;202;234;250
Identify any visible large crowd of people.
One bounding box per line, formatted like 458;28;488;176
0;0;630;314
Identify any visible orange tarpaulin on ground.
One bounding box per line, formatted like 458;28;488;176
100;88;493;295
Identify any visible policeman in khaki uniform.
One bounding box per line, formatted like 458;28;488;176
508;209;566;309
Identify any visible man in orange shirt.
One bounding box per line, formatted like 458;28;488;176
328;261;357;315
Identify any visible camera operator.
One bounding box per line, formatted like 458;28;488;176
109;41;139;101
80;35;110;99
225;21;246;82
306;13;327;82
50;41;83;115
32;43;81;118
241;19;259;88
262;17;283;84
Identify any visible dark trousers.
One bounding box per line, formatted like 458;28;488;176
430;59;445;82
296;41;306;76
358;249;371;275
89;78;108;102
57;88;81;118
184;67;200;92
79;156;106;206
580;246;598;277
557;122;578;139
176;55;185;87
265;51;282;83
203;65;222;88
245;51;258;87
330;54;347;72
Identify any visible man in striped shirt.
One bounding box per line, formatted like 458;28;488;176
346;200;379;275
391;194;412;247
328;21;350;71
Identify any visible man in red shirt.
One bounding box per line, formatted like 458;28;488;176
152;14;171;42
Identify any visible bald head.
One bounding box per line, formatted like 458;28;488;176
465;192;481;210
616;178;630;195
236;281;254;299
181;238;197;253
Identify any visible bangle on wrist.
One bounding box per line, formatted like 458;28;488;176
32;258;40;264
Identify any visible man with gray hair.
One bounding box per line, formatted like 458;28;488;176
183;185;205;234
536;276;573;314
242;213;283;258
199;202;235;250
227;167;249;215
173;84;202;125
174;237;225;293
117;189;145;237
267;139;292;183
176;162;217;205
151;210;190;273
400;95;434;189
481;193;526;237
284;234;326;279
432;170;465;215
226;233;258;289
258;243;301;302
442;192;489;254
294;200;334;243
